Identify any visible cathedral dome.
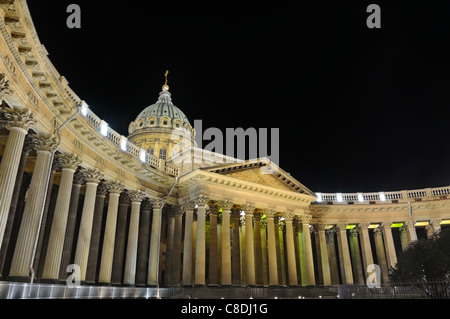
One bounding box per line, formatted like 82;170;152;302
128;90;191;134
127;72;195;160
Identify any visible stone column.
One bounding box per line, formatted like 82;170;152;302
182;200;195;286
357;223;375;277
373;227;389;283
73;168;104;282
148;198;163;286
404;220;417;243
0;136;33;278
349;228;364;284
284;212;299;286
253;212;263;286
194;195;209;286
274;216;283;285
326;229;339;285
380;222;397;270
0;107;34;251
9;133;57;279
301;214;316;285
208;204;219;286
123;191;145;285
399;225;409;252
335;223;353;285
98;182;124;284
172;206;183;285
231;207;242;285
58;170;84;281
111;192;131;284
296;217;307;286
317;223;331;286
42;153;81;281
243;204;256;286
265;209;278;286
85;182;108;284
165;209;176;285
219;201;232;286
136;199;152;286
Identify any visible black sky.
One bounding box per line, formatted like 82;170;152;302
25;0;450;193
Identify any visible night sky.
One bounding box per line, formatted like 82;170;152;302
25;0;450;193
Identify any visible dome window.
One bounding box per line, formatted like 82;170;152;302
163;120;168;125
150;120;155;125
159;148;167;160
176;123;180;128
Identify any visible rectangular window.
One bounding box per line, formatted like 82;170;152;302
147;148;154;156
159;148;167;160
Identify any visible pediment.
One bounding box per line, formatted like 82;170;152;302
201;159;315;196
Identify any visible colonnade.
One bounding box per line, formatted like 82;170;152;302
0;106;447;288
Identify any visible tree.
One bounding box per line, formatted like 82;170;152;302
389;227;450;298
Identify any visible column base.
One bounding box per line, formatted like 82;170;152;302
97;282;113;287
39;278;61;284
5;276;31;283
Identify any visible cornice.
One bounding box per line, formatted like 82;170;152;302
178;169;316;205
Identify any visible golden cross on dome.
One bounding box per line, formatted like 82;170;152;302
162;70;169;91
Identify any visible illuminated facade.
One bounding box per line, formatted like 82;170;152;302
0;1;449;295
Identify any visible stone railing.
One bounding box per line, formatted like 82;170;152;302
315;185;450;205
78;103;179;176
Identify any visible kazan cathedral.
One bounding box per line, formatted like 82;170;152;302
0;1;449;299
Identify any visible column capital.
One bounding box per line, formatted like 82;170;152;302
373;227;383;238
105;181;124;194
141;199;152;211
380;222;392;230
151;198;164;209
316;223;327;231
231;207;242;218
171;205;183;216
73;169;86;186
219;200;233;211
32;133;58;153
82;168;104;184
326;228;336;238
263;208;277;218
207;203;220;216
335;223;348;231
96;182;109;196
430;219;441;227
282;211;296;222
182;199;196;212
242;203;255;215
129;190;145;203
358;222;370;230
194;195;209;207
301;214;313;224
4;107;35;131
349;228;359;238
56;153;82;171
253;212;263;223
